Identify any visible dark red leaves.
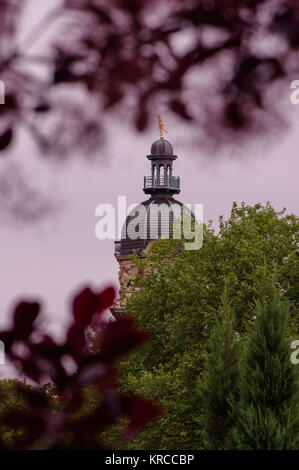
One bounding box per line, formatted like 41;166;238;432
20;358;43;382
67;324;86;362
72;287;99;326
0;331;14;350
98;286;116;312
0;284;157;449
100;315;150;362
225;100;246;130
103;88;124;109
273;9;299;47
1;0;297;154
170;99;193;121
115;60;144;84
31;335;66;359
0;94;18;115
53;66;74;84
13;301;40;339
87;5;112;23
0;128;13;151
119;0;143;14
34;103;51;113
68;286;115;361
136;109;149;132
72;286;115;326
123;396;161;437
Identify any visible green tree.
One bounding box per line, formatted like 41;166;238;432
117;203;298;449
197;287;240;449
0;379;34;448
229;272;298;450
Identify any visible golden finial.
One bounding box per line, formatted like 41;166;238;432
156;113;168;140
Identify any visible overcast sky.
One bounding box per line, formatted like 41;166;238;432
1;1;298;378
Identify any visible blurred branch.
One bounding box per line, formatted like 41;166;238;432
0;0;298;157
20;5;63;52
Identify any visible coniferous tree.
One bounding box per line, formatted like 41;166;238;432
229;272;298;450
197;287;240;449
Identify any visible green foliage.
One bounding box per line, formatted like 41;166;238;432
0;379;35;448
197;287;240;449
117;203;298;449
3;204;296;450
229;272;299;450
0;379;109;449
0;379;61;449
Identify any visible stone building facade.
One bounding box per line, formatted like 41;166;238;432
111;137;185;316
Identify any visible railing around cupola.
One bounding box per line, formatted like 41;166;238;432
144;175;180;190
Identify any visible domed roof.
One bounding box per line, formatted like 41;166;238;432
116;197;184;255
151;139;173;156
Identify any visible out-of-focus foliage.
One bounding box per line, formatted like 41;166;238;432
0;379;30;448
0;379;59;449
0;285;160;449
113;202;298;449
1;0;299;154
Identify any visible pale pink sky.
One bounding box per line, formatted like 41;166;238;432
0;1;298;378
